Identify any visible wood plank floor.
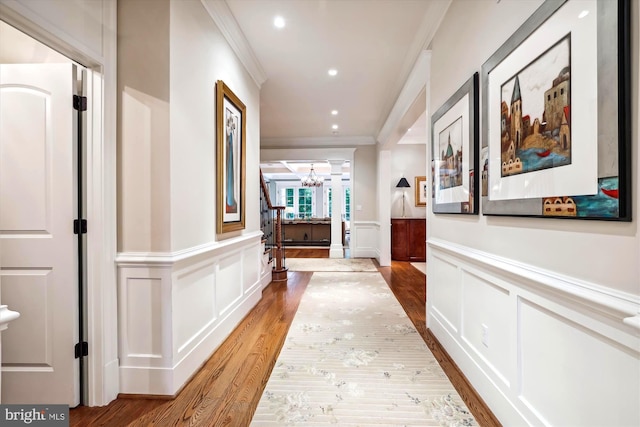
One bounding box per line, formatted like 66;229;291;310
70;253;499;426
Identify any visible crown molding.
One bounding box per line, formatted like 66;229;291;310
376;0;451;146
201;0;267;88
261;135;375;149
377;51;431;147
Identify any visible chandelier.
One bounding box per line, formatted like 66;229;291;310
301;164;324;187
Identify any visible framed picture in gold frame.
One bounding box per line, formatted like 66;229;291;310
216;80;246;234
415;176;427;207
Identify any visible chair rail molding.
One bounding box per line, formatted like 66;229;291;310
427;237;640;426
428;238;640;329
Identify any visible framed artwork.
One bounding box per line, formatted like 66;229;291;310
216;80;246;233
431;73;479;214
481;0;631;220
415;176;427;207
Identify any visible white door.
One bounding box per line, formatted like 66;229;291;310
0;63;80;405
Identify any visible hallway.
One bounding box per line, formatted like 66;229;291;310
70;258;499;426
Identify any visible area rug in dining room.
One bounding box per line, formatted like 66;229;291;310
251;271;476;426
285;257;377;272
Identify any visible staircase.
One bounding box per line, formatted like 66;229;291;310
260;170;287;282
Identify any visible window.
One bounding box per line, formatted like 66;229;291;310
297;188;313;218
345;187;351;221
284;188;294;219
327;186;350;221
280;186;315;219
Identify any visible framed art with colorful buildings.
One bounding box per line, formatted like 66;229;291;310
430;72;479;214
481;0;631;220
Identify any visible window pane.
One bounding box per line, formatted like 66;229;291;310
345;188;351;221
297;188;313;218
285;188;294;207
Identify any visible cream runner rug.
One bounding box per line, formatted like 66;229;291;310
286;257;377;272
251;272;476;426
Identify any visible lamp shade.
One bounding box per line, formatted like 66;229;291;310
396;177;410;188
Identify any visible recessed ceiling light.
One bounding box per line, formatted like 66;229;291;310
407;128;412;132
331;110;338;116
332;124;339;130
328;69;338;77
578;10;589;19
274;16;285;28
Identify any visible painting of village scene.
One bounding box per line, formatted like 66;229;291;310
543;177;620;218
500;35;571;177
438;116;463;190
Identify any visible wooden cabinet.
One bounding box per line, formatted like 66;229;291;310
391;218;426;261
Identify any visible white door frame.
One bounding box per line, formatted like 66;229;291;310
0;0;119;406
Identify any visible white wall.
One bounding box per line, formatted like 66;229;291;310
169;0;260;251
351;145;379;257
118;0;171;253
116;0;263;396
353;145;378;221
390;144;427;219
428;0;639;425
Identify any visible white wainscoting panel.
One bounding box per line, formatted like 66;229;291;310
351;221;379;258
427;238;640;427
126;278;165;358
461;269;512;388
217;253;244;317
118;267;172;368
518;298;639;427
117;265;173;395
429;253;461;334
116;232;263;395
242;244;261;295
174;260;216;354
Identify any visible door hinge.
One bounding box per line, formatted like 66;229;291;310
74;219;87;234
73;95;87;111
75;341;88;358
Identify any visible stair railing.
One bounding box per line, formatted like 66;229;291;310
260;170;287;281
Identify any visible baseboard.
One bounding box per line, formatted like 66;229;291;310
351;249;378;258
425;329;501;427
118;393;175;400
103;358;120;404
119;365;175;396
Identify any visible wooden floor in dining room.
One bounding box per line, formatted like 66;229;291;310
70;250;500;427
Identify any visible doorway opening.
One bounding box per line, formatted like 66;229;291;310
0;20;88;406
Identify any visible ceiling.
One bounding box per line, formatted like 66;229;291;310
1;3;443;183
225;0;449;147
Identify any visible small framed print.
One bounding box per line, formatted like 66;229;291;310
415;176;427;207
